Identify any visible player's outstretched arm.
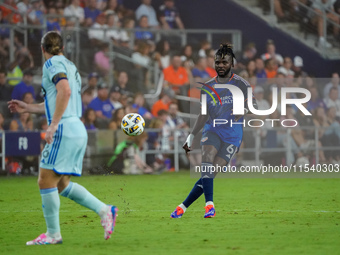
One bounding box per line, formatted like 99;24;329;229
183;113;208;154
8;100;45;114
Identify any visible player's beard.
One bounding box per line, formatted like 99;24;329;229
216;66;231;78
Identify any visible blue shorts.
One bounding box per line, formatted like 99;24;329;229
40;117;87;176
200;131;237;163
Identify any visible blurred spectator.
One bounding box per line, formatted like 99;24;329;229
307;86;326;112
94;42;111;78
81;87;93;116
153;39;171;70
245;60;256;78
0;69;12;101
64;0;85;27
0;112;4;130
0;0;20;24
9;112;33;131
261;39;283;65
292;56;307;78
135;15;154;41
253;86;270;112
163;54;189;94
88;82;114;120
255;57;267;83
83;108;97;130
105;12;122;44
198;40;211;58
11;69;35;100
81;72;99;98
191;57;210;81
107;132;153;174
310;0;339;48
17;0;30;15
88;13;108;47
151;91;172;117
84;0;102;27
0;8;10;40
22;92;34;105
158;0;184;30
237;42;257;69
131;40;152;92
135;0;159;29
277;56;294;78
108;107;125;130
323;72;340;99
205;50;216;78
264;58;278;80
180;44;195;69
314;107;340;162
166;102;188;130
116;71;129;90
27;0;44;25
109;86;123;109
46;6;61;32
323;87;340;118
119;17;135;47
133;92;153;120
7;46;34;86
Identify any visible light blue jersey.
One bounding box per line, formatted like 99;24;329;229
40;55;87;176
42;55;82;124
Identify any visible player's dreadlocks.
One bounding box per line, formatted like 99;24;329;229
215;43;236;64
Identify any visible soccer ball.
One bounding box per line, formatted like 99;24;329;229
121;113;145;136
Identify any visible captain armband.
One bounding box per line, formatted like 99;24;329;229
52;73;68;85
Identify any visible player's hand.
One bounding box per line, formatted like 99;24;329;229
7;99;28;114
45;123;58;144
183;134;194;154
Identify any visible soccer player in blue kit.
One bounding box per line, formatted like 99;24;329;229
8;31;118;245
171;43;257;218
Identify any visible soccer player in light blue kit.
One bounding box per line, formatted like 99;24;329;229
171;43;257;218
8;31;118;245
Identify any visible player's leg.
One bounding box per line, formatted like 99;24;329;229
58;175;117;240
26;168;63;245
170;132;220;218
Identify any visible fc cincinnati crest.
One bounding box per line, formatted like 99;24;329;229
201;137;208;142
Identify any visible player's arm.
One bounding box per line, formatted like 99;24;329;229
8;100;45;114
183;113;208;154
45;76;71;144
234;82;258;121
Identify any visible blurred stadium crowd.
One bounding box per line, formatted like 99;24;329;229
0;0;340;174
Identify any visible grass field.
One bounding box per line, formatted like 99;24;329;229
0;171;340;255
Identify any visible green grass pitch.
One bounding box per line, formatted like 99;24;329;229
0;171;339;255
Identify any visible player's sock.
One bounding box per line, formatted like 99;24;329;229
201;162;214;203
178;203;187;213
206;201;214;207
182;178;204;208
40;188;61;238
60;181;107;215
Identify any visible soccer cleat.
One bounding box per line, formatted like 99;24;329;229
170;206;184;218
204;205;216;218
26;233;62;245
101;205;118;240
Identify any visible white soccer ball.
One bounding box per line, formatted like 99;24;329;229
121;113;145;136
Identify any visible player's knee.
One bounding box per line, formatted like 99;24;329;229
201;150;216;163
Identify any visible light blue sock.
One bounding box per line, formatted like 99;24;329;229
40;187;60;235
60;182;107;215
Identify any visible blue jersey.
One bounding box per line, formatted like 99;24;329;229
202;73;256;148
42;55;82;124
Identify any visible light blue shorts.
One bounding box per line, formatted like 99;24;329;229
40;117;88;176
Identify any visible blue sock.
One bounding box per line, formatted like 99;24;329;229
40;187;60;235
201;162;214;203
182;178;204;208
60;182;106;215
